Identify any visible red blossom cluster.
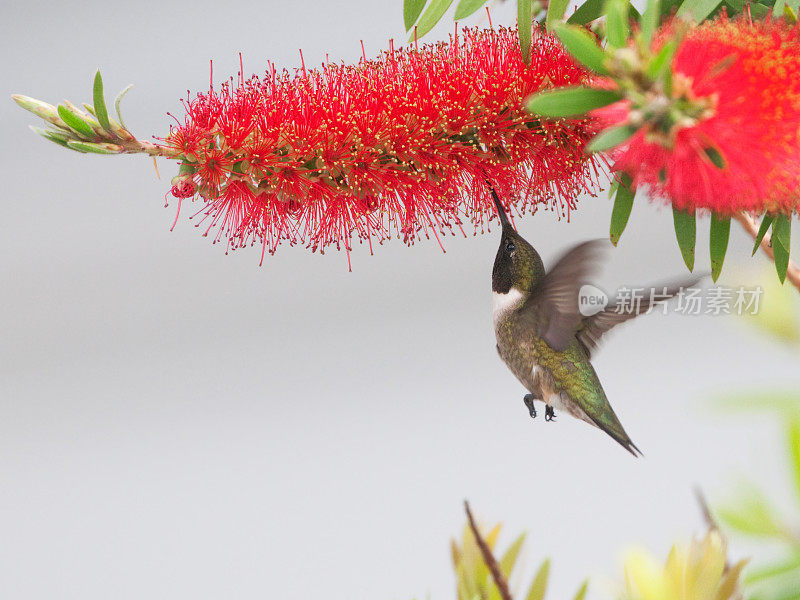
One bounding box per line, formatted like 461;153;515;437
166;25;602;263
602;17;800;215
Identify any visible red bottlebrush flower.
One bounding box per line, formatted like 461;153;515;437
165;25;602;263
598;17;800;215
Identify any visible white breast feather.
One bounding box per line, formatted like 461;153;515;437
492;288;524;324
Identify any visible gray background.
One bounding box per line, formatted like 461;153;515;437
1;2;798;599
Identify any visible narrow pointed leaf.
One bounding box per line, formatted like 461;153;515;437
645;40;677;80
586;124;636;153
752;214;775;256
567;0;605;24
641;0;660;45
56;104;95;138
676;0;724;22
527;87;621;117
66;140;123;154
553;23;609;74
572;580;589;600
454;0;486;19
518;0;532;63
709;214;731;282
93;70;112;133
12;94;69;129
405;0;427;29
525;558;551;600
546;0;570;29
787;418;800;508
499;532;526;577
114;84;134;130
605;0;630;48
412;0;455;39
673;207;697;271
29;125;70;148
773;215;792;284
610;174;635;246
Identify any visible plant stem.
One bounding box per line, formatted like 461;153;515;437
733;212;800;293
464;500;513;600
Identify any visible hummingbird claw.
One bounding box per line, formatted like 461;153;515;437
545;405;557;422
523;394;537;419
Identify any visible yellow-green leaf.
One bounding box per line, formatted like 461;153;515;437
454;0;487;20
93;70;112;133
676;0;724;21
56;104;95;138
411;0;455;39
499;532;527;577
586;124;636;153
788;417;800;508
404;0;427;30
553;23;610;74
546;0;570;29
572;579;589;600
525;558;551;600
605;0;630;48
526;86;621;118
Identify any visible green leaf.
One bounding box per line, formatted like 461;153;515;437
56;104;95;138
546;0;571;29
676;0;724;22
404;0;427;30
567;0;605;24
709;214;731;282
773;215;792;284
788;417;800;509
640;0;661;45
752;215;775;256
525;558;551;600
572;580;589;600
645;40;677;80
609;174;635;246
411;0;455;39
65;140;124;154
29;125;71;148
743;553;800;585
586;124;636;153
114;83;134;130
774;0;787;17
605;0;630;48
704;146;726;169
454;0;486;19
553;23;610;74
499;532;526;577
673;207;697;271
526;86;621;117
93;70;112;133
519;0;532;63
717;484;787;539
710;390;800;416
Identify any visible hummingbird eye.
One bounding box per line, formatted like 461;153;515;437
505;240;516;253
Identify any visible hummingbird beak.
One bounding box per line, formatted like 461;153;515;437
488;184;512;229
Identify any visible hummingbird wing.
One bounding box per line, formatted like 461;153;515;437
519;239;607;352
575;275;705;357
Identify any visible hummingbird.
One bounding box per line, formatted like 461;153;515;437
490;189;698;456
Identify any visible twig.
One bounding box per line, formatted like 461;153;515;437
733;212;800;293
464;500;514;600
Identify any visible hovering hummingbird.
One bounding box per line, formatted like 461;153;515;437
490;190;698;456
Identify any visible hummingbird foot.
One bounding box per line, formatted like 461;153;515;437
545;405;557;422
523;394;538;419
